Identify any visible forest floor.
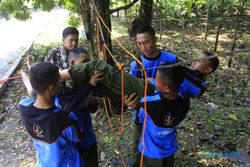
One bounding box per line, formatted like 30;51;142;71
0;17;249;167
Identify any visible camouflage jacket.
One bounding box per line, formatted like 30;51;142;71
44;46;69;69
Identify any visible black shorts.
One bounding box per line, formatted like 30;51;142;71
79;143;98;167
133;153;175;167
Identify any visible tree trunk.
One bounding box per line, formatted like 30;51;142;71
228;0;246;67
138;0;153;26
159;0;163;40
95;0;114;65
214;25;222;51
77;0;113;65
128;0;153;37
214;0;224;52
204;5;211;40
77;0;96;59
124;0;128;19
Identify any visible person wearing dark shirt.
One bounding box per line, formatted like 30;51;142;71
21;50;103;167
129;25;178;164
65;47;99;167
19;62;84;167
125;63;190;167
178;50;219;98
129;25;177;79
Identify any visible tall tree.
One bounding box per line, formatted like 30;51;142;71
204;4;211;40
77;0;96;59
138;0;153;26
214;0;225;51
128;0;153;37
228;0;247;67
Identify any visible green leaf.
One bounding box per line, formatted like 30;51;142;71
228;114;238;121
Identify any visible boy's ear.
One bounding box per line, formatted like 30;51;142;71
48;85;58;96
154;36;158;43
163;85;171;94
205;66;213;74
69;60;75;66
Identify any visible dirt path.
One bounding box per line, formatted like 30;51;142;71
0;65;35;167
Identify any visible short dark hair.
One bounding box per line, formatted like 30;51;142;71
157;63;184;91
29;62;60;95
202;50;219;74
136;25;156;38
62;27;79;38
68;47;88;62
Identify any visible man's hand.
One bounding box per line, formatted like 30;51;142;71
125;93;140;110
89;70;104;87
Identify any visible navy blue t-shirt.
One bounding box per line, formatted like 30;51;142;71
135;92;190;159
19;98;84;167
129;50;177;78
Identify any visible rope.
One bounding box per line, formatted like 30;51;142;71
124;54;222;72
102;44;107;61
140;70;149;167
107;98;114;117
118;70;125;135
96;17;101;60
102;98;127;167
93;2;143;67
0;75;22;84
103;43;120;66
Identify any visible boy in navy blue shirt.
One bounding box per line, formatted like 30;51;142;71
129;25;178;164
66;47;99;167
126;64;190;167
129;25;177;78
179;50;219;98
22;49;102;167
19;62;85;167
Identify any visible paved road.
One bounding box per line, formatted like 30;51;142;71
0;8;69;79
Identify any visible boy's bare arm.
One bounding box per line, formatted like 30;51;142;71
125;93;140;110
59;69;72;80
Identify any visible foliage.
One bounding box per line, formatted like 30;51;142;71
28;42;60;62
66;13;81;28
0;0;31;20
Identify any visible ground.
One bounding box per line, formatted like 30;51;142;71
0;17;249;167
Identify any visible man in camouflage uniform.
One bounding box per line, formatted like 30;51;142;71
44;27;79;69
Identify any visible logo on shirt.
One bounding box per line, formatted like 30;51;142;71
33;123;44;137
164;113;174;126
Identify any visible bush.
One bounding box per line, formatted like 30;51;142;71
67;14;81;28
28;42;60;62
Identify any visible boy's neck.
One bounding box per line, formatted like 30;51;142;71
163;92;179;100
34;95;54;109
150;48;160;59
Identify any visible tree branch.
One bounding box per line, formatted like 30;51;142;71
110;0;139;14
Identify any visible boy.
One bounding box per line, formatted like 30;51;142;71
19;62;86;167
129;25;177;79
179;50;219;98
67;47;99;167
22;50;102;167
129;25;177;162
66;47;91;89
126;64;190;167
59;60;156;100
44;27;79;69
128;51;219;166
